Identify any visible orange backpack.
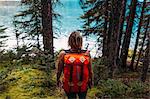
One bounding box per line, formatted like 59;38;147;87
63;50;90;93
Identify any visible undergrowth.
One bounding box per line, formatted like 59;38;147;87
0;57;149;99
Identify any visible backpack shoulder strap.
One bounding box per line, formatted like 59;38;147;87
81;50;87;53
64;50;71;53
64;49;87;53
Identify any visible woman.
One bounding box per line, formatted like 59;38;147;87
56;31;93;99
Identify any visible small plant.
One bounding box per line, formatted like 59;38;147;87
96;79;128;98
128;81;149;96
88;87;103;98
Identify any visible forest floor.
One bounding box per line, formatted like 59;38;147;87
0;63;149;99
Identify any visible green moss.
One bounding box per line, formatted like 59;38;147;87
87;87;103;98
0;66;57;99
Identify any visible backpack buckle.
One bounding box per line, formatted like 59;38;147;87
68;82;74;86
77;81;83;86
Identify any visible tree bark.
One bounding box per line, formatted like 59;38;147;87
120;0;137;70
102;0;109;57
117;0;127;59
35;8;41;50
41;0;54;56
37;34;40;49
135;18;150;69
130;0;146;71
108;0;122;78
107;10;113;58
141;36;150;82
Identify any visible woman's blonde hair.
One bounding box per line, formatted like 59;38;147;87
68;31;83;49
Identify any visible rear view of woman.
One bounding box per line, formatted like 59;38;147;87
56;31;93;99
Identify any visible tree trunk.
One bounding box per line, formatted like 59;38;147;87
135;18;150;70
37;34;40;49
120;0;137;70
130;0;146;71
35;9;41;50
141;38;149;82
107;10;113;58
108;0;122;78
117;0;127;59
102;0;109;57
41;0;54;56
16;32;19;49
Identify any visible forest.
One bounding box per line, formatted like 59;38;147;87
0;0;149;98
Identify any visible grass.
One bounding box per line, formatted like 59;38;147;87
0;64;60;99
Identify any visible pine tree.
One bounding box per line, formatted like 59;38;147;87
107;0;123;77
117;0;127;59
141;16;149;82
141;30;149;82
13;17;22;50
120;0;138;70
14;0;61;52
0;26;8;48
80;0;111;57
80;0;126;77
135;17;150;70
41;0;53;55
14;0;42;49
130;0;147;71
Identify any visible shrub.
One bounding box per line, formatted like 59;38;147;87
128;81;149;96
92;57;109;85
98;79;128;98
